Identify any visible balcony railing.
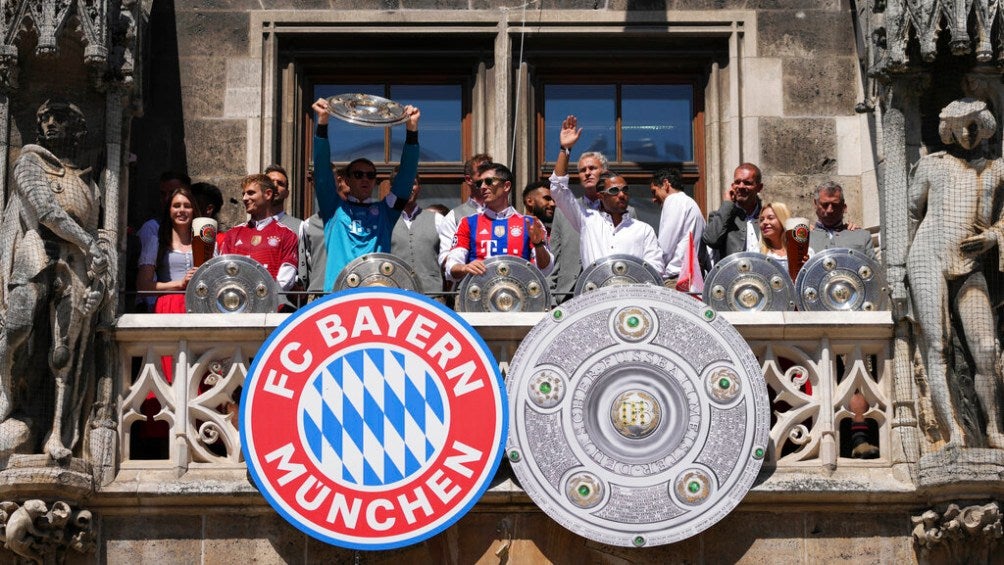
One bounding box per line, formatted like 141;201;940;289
114;311;894;479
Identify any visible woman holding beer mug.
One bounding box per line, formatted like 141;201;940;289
137;186;201;313
758;202;812;275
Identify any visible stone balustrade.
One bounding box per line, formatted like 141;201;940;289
113;311;895;482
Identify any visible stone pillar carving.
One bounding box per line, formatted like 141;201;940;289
0;499;95;564
0;0;143;490
913;502;1004;564
877;74;927;477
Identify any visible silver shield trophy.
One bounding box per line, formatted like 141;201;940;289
795;248;889;311
185;255;279;314
702;251;796;312
333;253;423;293
506;285;770;547
455;255;550;313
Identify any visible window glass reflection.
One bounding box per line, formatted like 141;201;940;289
622;85;693;162
544;85;616;158
390;85;462;162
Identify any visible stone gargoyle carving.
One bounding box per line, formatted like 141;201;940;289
0;99;112;462
906;97;1004;449
913;502;1003;562
0;499;94;564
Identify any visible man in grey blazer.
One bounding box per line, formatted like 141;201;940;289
702;163;765;261
808;180;877;261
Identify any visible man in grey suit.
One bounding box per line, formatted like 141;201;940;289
808;180;877;261
702;163;764;261
391;172;445;302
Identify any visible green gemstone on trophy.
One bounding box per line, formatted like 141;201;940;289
688;481;701;493
704;309;715;320
539;382;552;394
633;536;645;547
627;315;640;328
509;450;520;462
719;377;731;389
577;485;590;497
553;309;563;320
754;447;765;459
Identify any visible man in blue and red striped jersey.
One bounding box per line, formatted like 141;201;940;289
444;162;553;281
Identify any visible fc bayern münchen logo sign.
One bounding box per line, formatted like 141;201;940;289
241;288;507;550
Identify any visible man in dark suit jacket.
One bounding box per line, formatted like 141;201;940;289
702;163;764;261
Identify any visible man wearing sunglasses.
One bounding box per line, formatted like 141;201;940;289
310;97;421;293
444;163;553;281
548;115;664;275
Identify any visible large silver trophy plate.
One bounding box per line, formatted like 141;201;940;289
702;252;795;311
455;255;550;313
333;253;422;293
574;253;663;296
506;286;770;547
185;254;278;313
325;93;408;127
795;248;888;311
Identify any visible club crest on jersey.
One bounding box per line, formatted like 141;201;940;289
241;288;507;550
510;226;522;237
493;225;506;238
268;235;281;247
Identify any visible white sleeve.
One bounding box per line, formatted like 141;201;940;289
277;263;297;290
548;173;584;233
437;210;458;265
442;246;469;282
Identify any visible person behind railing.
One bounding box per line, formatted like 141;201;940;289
136;186;201;313
443;163;553;281
809;180;877;261
390;170;446;302
216;174;299;305
298;167;348;301
757;202;812;272
310;97;420;293
651;167;707;292
132;171;191;312
548;115;664;275
703;163;765;263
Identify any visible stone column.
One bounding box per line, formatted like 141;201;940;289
878;73;927;477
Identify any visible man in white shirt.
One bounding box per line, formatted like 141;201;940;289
437;153;492;267
548;115;664;275
651;167;707;285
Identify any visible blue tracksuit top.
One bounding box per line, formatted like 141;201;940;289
312;131;419;292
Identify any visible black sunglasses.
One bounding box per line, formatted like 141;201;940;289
351;170;377;180
599;185;629;196
475;177;503;188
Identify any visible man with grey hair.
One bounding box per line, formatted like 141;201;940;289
808;180;877;261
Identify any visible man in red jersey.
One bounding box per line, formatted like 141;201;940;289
217;174;298;292
444;162;552;281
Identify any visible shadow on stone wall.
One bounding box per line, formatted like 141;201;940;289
128;0;187;229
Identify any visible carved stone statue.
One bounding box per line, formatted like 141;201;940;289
0;499;94;563
906;98;1004;449
0;100;111;462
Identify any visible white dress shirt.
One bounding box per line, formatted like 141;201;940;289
658;191;706;278
549;173;665;274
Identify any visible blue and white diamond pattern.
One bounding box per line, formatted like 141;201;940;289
299;347;448;487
